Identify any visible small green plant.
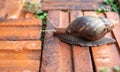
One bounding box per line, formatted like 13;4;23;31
114;66;120;72
23;1;48;20
95;7;110;14
96;0;120;15
103;0;120;13
99;67;110;72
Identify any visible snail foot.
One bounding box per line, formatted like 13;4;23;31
55;34;116;47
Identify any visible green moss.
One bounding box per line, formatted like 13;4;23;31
95;7;110;14
23;1;48;20
114;66;120;72
103;0;120;14
95;0;120;15
99;67;110;72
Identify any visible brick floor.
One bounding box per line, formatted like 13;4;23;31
0;0;120;72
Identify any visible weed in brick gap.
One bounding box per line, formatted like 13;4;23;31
113;66;120;72
95;0;120;15
99;66;120;72
99;67;110;72
23;1;48;20
103;0;120;14
95;7;110;14
41;21;47;47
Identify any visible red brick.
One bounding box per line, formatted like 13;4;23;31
0;60;40;72
97;13;105;18
0;0;26;19
73;46;93;72
43;0;103;2
0;18;42;40
0;9;7;18
7;9;26;19
0;41;41;51
0;50;41;60
0;30;41;40
41;11;72;72
83;11;98;17
0;0;8;18
70;10;83;21
0;26;40;31
6;0;25;19
42;2;96;10
25;13;36;19
70;10;93;72
105;12;120;48
42;1;110;10
0;18;42;26
59;11;69;28
26;0;41;2
92;44;120;71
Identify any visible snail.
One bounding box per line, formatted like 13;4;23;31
54;16;118;46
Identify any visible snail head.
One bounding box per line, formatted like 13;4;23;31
101;17;118;32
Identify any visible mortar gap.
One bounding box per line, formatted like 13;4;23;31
70;45;75;72
39;12;47;72
89;47;96;72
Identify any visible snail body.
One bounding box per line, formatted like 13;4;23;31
55;16;118;46
66;16;117;41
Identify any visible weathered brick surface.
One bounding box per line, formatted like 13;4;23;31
0;30;41;40
43;0;103;2
41;0;110;10
70;10;93;72
0;0;9;18
0;41;41;71
6;0;25;19
70;10;83;21
0;0;25;19
0;18;42;26
0;50;41;60
0;41;41;50
0;26;40;31
42;2;96;10
41;11;72;72
25;13;36;19
0;18;42;40
0;60;40;72
73;46;93;72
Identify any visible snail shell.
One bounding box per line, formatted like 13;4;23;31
66;16;118;41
